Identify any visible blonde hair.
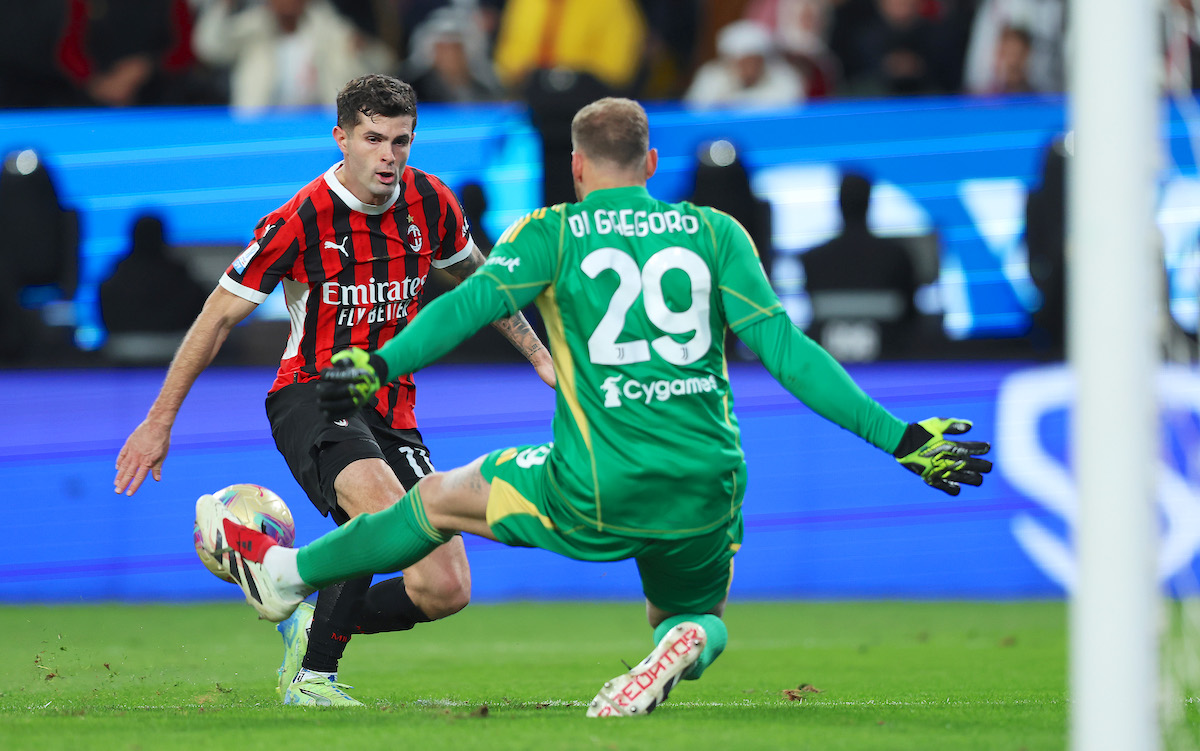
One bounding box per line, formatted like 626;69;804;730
570;97;649;169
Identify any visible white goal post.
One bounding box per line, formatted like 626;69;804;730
1068;1;1160;750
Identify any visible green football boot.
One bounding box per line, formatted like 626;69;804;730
275;601;315;700
283;670;364;707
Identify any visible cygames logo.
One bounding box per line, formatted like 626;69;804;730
600;374;719;408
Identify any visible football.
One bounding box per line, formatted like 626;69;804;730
193;483;296;582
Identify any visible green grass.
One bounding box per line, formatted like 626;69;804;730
1;601;1069;750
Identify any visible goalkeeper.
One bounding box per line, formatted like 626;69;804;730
198;97;992;717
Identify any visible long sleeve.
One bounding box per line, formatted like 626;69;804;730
703;204;906;453
373;272;516;381
737;313;907;453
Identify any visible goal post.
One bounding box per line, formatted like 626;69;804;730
1068;1;1161;749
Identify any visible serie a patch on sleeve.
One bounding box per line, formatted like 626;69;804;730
233;241;259;274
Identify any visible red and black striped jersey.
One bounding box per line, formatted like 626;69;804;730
220;161;475;429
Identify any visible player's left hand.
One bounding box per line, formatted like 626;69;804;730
893;417;992;496
316;348;389;422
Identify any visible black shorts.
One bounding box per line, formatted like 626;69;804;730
265;381;434;526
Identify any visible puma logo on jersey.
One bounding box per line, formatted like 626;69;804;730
324;237;350;257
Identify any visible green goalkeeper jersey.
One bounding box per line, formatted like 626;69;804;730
373;185;907;539
487;186;774;537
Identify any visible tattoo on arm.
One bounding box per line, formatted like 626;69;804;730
446;245;547;362
492;313;545;361
444;246;486;283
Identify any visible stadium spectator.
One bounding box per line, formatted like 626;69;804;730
457;181;495;253
827;0;875;86
197;96;992;717
114;75;553;707
1163;0;1200;91
339;0;506;63
962;0;1065;95
0;149;76;362
837;0;944;96
0;275;43;364
988;24;1036;95
191;0;395;110
0;150;78;306
327;0;400;51
492;0;648;205
405;6;503;103
637;0;704;99
99;215;209;364
802;172;918;361
0;0;208;108
684;19;806;109
744;0;841;98
72;0;206;106
0;4;82;107
491;0;646;95
927;0;980;94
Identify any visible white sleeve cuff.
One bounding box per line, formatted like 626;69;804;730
219;274;270;304
431;237;477;269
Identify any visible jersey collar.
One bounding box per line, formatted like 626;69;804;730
323;162;401;215
581;185;653;203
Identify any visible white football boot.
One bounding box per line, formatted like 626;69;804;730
195;493;302;622
586;621;707;717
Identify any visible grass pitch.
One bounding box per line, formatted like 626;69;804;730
2;600;1067;750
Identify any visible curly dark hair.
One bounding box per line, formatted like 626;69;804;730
336;74;418;131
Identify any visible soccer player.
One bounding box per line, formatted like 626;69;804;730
115;74;554;706
195;97;991;716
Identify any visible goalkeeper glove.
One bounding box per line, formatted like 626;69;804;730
893;417;992;496
316;348;389;422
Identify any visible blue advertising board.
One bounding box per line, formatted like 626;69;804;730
2;96;1198;350
3;361;1198;603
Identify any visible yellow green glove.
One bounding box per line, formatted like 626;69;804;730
315;348;389;422
892;417;992;496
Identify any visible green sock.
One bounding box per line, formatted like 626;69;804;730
653;613;728;681
296;486;448;590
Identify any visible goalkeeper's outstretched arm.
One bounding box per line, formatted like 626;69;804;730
736;314;992;495
442;246;554;388
316;272;517;421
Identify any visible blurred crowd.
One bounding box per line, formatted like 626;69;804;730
2;0;1197;113
3;0;1199;367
